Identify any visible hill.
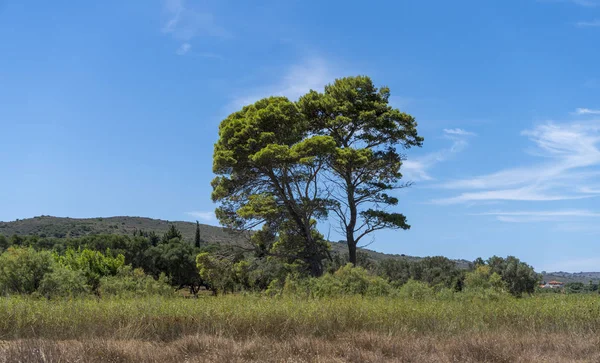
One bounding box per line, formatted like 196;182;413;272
1;215;469;267
0;215;239;244
541;272;600;284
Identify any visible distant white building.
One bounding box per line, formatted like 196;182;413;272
539;280;565;289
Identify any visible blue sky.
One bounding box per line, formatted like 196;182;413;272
1;0;599;272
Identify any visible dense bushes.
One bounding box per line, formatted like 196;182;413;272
0;247;54;294
98;266;173;297
376;256;464;290
280;264;392;298
38;267;89;297
0;247;171;298
0;226;544;299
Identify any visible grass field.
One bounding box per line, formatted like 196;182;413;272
1;294;600;362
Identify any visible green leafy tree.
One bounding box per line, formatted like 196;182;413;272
464;265;506;292
38;266;90;298
162;224;182;243
212;97;336;276
196;252;235;294
485;256;540;297
55;248;125;291
146;238;202;294
0;247;55;294
298;76;423;265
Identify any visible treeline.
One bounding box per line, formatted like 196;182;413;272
0;225;543;298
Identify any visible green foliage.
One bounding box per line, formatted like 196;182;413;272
397;280;434;300
485;256;540;297
38;266;90;298
196;252;234;294
162;225;183;243
282;264;392;298
194;221;202;248
55;249;125;291
0;247;55;295
298;76;423;264
98;266;173;297
464;265;506;292
0;235;8;252
212;96;338;276
376;256;464;290
146;238;201;293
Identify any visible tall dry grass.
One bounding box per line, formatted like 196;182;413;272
1;294;600;361
1;332;600;362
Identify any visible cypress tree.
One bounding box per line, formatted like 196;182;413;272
194;221;202;248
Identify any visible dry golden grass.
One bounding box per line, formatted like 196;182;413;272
2;295;600;362
1;332;600;363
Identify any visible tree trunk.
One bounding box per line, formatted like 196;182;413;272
345;171;358;266
348;238;357;266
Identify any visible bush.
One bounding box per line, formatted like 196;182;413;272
464;265;506;291
98;266;173;297
283;264;393;298
397;280;434;300
55;248;125;291
0;247;54;295
486;256;540;297
38;266;90;298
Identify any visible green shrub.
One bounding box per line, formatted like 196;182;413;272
98;266;173;297
397;280;434;300
435;287;456;301
282;264;393;298
0;247;54;295
55;248;125;291
38;266;90;298
464;265;506;292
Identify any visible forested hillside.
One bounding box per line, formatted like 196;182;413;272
0;215;472;267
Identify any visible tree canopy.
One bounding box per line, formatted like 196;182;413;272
212;76;422;273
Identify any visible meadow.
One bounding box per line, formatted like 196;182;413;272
1;294;600;362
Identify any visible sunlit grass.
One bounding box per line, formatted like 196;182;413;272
1;294;599;341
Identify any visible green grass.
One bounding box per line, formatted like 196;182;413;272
1;294;599;341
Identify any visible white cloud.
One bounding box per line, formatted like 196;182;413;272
576;108;600;115
227;57;335;111
186;211;216;222
475;209;600;223
433;120;600;204
176;43;191;55
402;128;476;182
539;0;599;7
443;128;477;136
576;19;600;27
162;0;229;54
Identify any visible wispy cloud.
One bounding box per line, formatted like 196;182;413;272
570;0;599;6
443;128;477;136
539;0;599;7
176;43;191;55
475;209;600;223
227;57;335;111
575;108;600;115
432;120;600;204
162;0;229;55
402;128;476;182
186;211;216;222
576;19;600;27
